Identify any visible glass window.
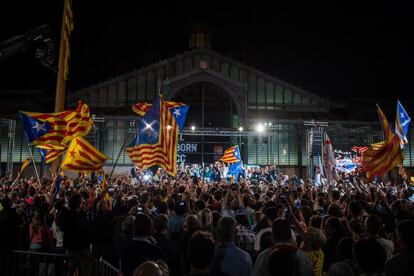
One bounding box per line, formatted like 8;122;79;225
99;88;108;105
184;57;192;72
248;74;256;105
293;93;301;105
146;71;155;101
266;82;274;104
175;60;183;75
257;78;265;104
221;62;229;77
108;85;117;105
118;81;126;104
230;65;238;80
284;89;292;104
127;78;136;103
90;90;99;106
193;54;201;69
137;75;146;101
240;70;246;83
275;85;283;104
212;58;220;72
156;67;165;82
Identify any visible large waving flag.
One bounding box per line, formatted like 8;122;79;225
220;145;241;164
132;101;186;117
127;95;189;175
20;101;93;146
36;144;68;164
395;100;411;145
61;137;110;172
362;105;403;180
322;132;336;173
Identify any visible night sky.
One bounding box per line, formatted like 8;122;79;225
1;2;413;104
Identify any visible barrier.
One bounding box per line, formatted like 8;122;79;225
0;250;120;276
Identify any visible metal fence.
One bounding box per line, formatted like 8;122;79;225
0;250;119;276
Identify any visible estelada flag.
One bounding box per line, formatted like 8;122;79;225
61;137;110;172
20;101;93;146
220;145;241;164
362;105;403;181
36;144;68;164
127;95;189;176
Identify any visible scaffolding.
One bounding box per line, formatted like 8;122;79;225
0;118;16;176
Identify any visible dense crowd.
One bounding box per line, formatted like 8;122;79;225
1;163;414;276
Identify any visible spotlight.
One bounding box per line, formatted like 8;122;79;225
268;122;272;126
238;126;243;132
191;125;196;131
256;123;264;133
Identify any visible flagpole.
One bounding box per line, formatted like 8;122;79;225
109;132;133;180
27;145;41;184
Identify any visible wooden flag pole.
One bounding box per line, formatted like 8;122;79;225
109;131;133;180
27;145;41;185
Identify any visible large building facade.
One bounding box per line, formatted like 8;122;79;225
2;29;414;176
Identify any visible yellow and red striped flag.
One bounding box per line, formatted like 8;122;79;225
132;101;186;116
19;158;31;175
362;105;403;181
127;96;188;176
61;137;110;172
62;0;74;80
20;101;93;147
220;145;241;164
36;144;68;164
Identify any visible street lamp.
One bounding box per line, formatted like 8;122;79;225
238;126;243;132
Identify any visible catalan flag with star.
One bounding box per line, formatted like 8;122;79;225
362;105;403;181
61;137;110;172
127;95;189;176
19;101;93;147
220;145;241;164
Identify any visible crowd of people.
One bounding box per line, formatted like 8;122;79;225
1;163;414;276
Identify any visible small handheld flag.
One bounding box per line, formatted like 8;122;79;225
220;145;241;164
395;100;411;145
19;158;31;175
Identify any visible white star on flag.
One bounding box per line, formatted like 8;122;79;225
173;108;181;117
32;121;46;133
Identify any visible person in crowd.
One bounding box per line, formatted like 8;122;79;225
152;214;184;276
60;193;91;275
385;219;414;276
28;210;53;252
119;213;165;276
211;216;252;276
188;231;216;276
364;214;394;258
354;238;387;276
1;163;413;276
253;218;313;276
301;227;327;276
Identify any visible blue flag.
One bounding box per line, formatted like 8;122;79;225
395;100;411;145
38;148;47;163
19;112;52;144
138;95;161;145
171;105;189;131
53;175;62;198
228;161;243;176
